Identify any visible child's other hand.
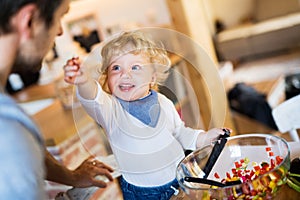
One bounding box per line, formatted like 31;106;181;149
64;57;87;85
197;127;232;148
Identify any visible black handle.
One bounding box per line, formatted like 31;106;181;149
184;176;241;188
184;176;226;187
202;129;231;179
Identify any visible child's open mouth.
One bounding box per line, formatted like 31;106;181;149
119;84;134;91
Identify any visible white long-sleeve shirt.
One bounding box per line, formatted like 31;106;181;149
77;82;203;186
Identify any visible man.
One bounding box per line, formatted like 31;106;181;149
0;0;113;199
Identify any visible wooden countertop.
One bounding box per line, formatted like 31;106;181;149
32;99;80;145
13;83;89;145
13;83;56;103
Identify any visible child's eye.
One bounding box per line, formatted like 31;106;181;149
111;65;121;71
132;65;141;70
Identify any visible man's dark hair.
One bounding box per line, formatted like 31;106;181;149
0;0;63;34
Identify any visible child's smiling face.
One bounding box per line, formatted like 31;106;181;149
107;53;156;101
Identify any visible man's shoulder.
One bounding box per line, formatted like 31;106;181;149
0;95;44;146
0;117;39;146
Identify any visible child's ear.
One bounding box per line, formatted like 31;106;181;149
12;4;37;41
151;73;157;83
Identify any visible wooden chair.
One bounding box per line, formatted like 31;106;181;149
272;94;300;142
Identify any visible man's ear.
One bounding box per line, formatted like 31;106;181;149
11;4;38;41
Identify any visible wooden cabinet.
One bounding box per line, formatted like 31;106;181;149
166;0;236;132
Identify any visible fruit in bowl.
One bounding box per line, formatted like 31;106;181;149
176;134;290;199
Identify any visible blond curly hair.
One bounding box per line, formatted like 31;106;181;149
99;30;171;93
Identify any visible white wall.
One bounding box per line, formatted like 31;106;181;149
94;0;171;31
63;0;171;37
55;0;171;58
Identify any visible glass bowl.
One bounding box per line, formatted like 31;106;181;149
176;134;290;199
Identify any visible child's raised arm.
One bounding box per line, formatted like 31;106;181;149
63;57;98;100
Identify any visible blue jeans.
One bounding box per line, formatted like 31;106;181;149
120;177;180;200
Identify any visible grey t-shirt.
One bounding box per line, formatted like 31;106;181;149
0;93;46;200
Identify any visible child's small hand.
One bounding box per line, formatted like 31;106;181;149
63;57;87;85
197;127;232;148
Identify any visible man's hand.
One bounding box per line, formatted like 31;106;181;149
45;151;114;188
71;156;114;188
